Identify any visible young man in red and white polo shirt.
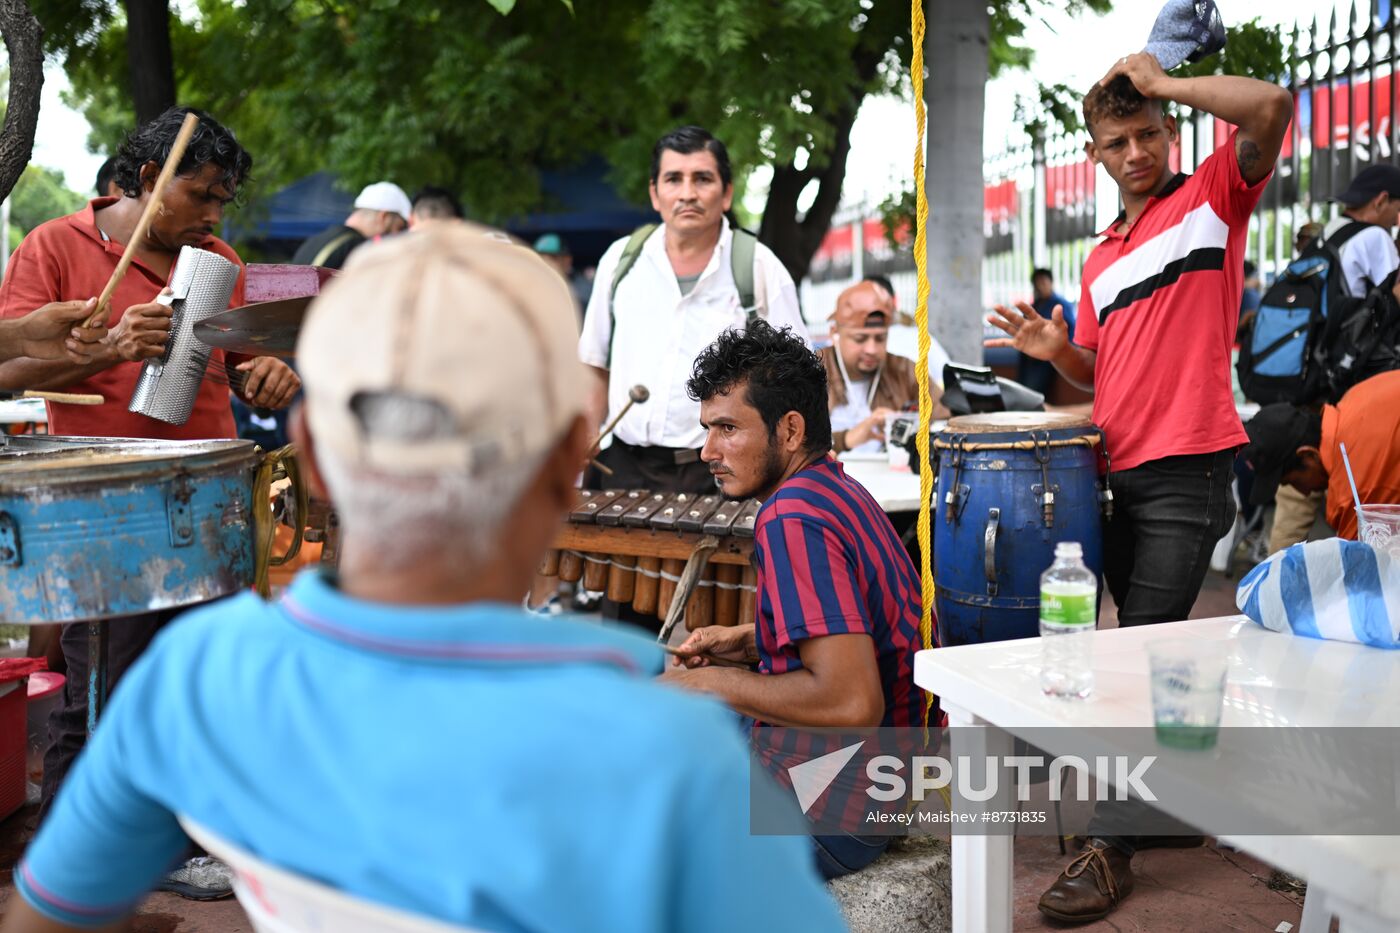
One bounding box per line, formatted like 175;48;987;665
988;54;1292;923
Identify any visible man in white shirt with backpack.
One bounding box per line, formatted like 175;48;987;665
1323;163;1400;298
578;126;806;495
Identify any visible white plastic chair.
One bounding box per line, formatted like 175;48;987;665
179;817;482;933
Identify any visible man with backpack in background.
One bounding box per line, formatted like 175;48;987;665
1239;165;1400;552
577;126;806;495
1323;164;1400;298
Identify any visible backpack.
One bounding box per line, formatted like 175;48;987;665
606;223;762;365
1237;221;1370;405
1323;266;1400;401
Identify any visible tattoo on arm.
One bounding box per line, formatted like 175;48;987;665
1237;139;1263;180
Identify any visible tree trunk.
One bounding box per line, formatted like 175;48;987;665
125;0;176;124
758;98;860;285
0;0;44;204
925;0;990;365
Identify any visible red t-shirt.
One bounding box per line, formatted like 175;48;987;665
1075;133;1267;471
0;198;247;439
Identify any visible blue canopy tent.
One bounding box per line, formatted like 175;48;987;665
504;159;658;267
226;172;355;259
231;160;655;266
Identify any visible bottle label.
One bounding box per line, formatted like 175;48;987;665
1040;590;1095;626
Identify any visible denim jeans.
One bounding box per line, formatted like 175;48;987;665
812;832;890;880
1084;449;1236;854
1101;449;1238;628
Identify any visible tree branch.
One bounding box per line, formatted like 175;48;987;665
0;0;44;204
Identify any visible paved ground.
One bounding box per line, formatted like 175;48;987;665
0;570;1302;932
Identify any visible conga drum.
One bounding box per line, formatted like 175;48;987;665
932;412;1106;647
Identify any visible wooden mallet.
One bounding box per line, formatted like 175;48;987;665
84;112;202;329
586;384;650;476
589;384;650;455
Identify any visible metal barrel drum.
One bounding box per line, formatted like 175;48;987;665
932;412;1107;647
0;436;261;623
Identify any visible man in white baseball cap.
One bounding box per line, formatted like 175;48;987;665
291;180;413;269
5;224;845;933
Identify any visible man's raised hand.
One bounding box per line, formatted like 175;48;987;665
1099;50;1170;98
985;302;1071;362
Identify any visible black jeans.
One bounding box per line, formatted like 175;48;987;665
1101;449;1237;628
583;439;715;495
38;609;181;823
1085;449;1236;855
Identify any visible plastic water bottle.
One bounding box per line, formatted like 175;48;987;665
1039;542;1097;699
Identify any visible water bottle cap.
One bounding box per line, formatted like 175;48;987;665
1055;541;1083;558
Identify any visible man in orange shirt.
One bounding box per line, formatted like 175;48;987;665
0;108;297;900
1244;370;1400;541
0;107;298;437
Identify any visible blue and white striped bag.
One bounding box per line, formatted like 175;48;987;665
1236;539;1400;649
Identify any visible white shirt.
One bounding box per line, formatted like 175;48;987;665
1324;217;1400;298
830;378;881;454
579;224;806;448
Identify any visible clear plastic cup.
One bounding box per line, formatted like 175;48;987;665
1357;503;1400;561
1147;639;1229;750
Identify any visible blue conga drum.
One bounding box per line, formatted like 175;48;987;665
933;412;1106;647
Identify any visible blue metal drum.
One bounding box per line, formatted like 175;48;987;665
0;436;260;623
933;412;1106;647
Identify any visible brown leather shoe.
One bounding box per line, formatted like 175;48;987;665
1038;838;1135;924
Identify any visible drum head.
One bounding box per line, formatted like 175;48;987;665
945;412;1092;433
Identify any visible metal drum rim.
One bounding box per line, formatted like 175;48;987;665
944;412;1093;433
0;438;261;491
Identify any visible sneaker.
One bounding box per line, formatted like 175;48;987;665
157;856;234;901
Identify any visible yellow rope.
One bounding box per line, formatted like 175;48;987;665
910;0;936;722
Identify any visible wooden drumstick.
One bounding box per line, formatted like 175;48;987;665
85;112;201;328
0;389;103;405
588;384;649;455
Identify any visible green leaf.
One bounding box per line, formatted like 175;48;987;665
485;0;516;13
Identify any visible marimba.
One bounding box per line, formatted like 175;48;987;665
542;490;761;638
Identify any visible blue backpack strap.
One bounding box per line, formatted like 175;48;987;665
607;224;659;368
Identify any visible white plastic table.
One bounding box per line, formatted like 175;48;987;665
914;616;1400;933
838;453;922;513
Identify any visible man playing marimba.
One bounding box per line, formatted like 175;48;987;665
666;320;928;878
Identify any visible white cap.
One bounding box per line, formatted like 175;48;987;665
297;223;586;476
352;182;413;221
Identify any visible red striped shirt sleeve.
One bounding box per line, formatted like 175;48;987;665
759;514;872;653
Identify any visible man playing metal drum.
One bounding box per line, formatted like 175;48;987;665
0;107;299;900
986;44;1293;927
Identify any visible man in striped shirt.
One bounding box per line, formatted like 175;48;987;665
987;51;1293;924
667;319;927;878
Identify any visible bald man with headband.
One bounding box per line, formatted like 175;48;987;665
822;281;923;454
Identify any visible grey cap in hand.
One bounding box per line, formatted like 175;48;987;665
1145;0;1227;71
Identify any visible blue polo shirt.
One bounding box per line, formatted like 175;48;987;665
19;572;844;932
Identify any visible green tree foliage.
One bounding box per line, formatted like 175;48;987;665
10;163;84;234
34;0;1110;279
